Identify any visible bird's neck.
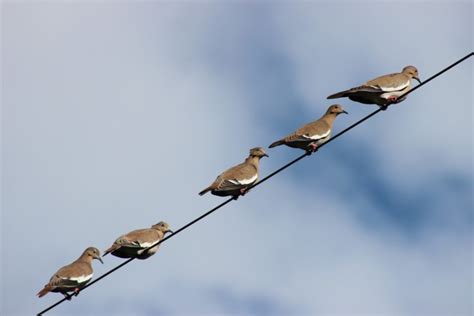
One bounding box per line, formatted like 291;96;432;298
245;156;260;169
151;229;165;239
76;254;93;264
321;113;337;126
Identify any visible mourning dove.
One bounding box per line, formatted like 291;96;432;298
327;66;420;107
199;147;268;198
269;104;347;152
103;221;172;260
37;247;103;299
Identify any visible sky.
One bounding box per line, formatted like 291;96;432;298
2;1;473;316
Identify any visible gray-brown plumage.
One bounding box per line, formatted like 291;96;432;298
103;221;172;260
269;104;347;152
199;147;268;198
37;247;103;299
327;66;421;107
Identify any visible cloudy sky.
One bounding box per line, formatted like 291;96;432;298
2;1;472;315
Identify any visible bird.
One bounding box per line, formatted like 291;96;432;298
269;104;347;152
199;147;268;199
37;247;103;299
103;221;173;260
327;65;421;108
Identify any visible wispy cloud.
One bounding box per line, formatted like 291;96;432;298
2;2;472;316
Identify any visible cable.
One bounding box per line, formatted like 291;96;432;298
37;51;473;316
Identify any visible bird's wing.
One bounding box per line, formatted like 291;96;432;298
365;73;410;92
327;85;384;99
285;120;331;142
113;229;159;249
216;163;258;190
49;263;93;287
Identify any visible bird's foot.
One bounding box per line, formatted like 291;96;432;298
73;288;80;297
63;293;73;301
240;187;249;196
306;143;318;155
387;96;398;103
382;96;398;110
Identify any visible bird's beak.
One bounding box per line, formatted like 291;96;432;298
414;76;421;84
165;229;174;235
96;256;104;264
342;110;348;114
263;153;269;157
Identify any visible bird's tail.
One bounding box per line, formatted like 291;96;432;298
269;139;285;148
199;186;212;196
37;285;52;298
102;249;111;257
327;90;350;99
103;244;118;257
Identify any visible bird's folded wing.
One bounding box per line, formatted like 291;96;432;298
216;164;257;190
291;121;331;141
284;134;317;143
213;179;244;191
115;229;159;248
302;129;330;140
366;73;410;92
50;264;93;286
348;85;385;93
58;274;93;284
227;173;258;185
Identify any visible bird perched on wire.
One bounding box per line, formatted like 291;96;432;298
103;221;173;260
327;65;421;108
37;247;103;299
269;104;348;153
199;147;268;199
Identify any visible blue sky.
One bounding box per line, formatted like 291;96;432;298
2;1;473;315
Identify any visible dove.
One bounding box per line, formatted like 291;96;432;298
269;104;347;152
199;147;268;198
37;247;103;299
104;221;172;260
327;66;420;108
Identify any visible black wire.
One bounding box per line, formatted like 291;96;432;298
37;51;473;316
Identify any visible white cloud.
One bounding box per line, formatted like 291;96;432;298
2;2;472;316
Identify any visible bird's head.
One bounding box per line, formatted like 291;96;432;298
249;147;269;159
326;104;348;116
402;65;421;84
152;221;173;235
85;247;104;264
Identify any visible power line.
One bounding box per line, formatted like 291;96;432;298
37;51;473;316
